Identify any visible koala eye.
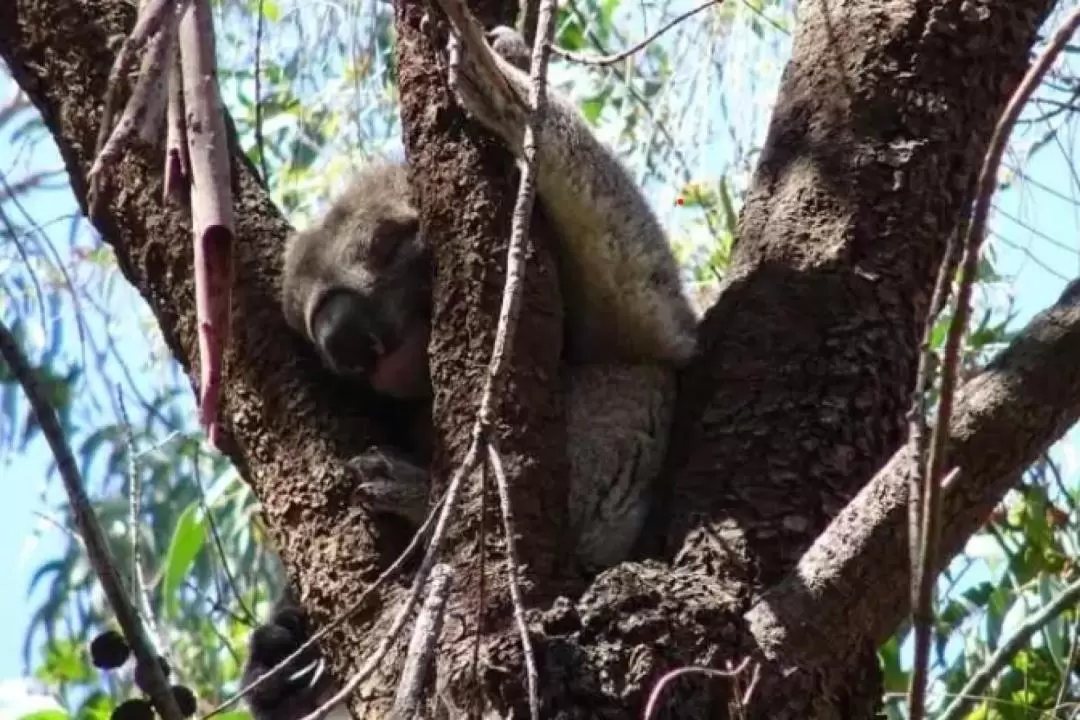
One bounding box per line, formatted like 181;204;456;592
367;218;419;268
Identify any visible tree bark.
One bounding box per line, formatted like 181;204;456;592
1;0;1073;717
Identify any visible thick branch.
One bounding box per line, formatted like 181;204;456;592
0;0;405;665
659;0;1054;589
746;280;1080;669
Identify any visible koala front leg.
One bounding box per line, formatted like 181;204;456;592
349;446;432;526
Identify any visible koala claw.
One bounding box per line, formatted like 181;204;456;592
348;446;430;526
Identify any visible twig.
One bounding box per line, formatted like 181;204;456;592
0;321;184;720
938;576;1080;720
117;389;163;648
487;443;539;719
551;0;721;67
191;442;255;625
643;657;751;720
253;0;269;185
906;8;1080;718
391;564;453;717
88;0;182;218
469;450;488;719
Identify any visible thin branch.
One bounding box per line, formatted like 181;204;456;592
391;563;453;718
487;443;539;718
191;441;255;625
746;278;1080;672
938;576;1080;720
298;440;482;720
0;320;185;720
117;388;163;648
907;8;1080;718
253;0;269;185
551;0;721;67
643;658;751;720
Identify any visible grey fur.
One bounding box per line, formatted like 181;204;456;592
279;26;697;571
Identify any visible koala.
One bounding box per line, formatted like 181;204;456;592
241;589;352;720
282;25;696;570
243;24;697;719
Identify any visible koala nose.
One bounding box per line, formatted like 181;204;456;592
311;291;381;375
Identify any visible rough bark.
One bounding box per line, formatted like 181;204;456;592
1;0;1073;717
747;279;1080;669
658;0;1052;587
0;0;438;691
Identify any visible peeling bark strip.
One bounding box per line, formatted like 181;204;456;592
177;0;236;446
2;0;1072;716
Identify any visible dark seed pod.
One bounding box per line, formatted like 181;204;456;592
133;655;171;694
89;630;131;670
171;685;197;717
111;698;154;720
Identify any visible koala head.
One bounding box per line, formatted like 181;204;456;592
282;162;433;399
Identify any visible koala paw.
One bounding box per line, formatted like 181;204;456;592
348;446;430;526
446;29;527;152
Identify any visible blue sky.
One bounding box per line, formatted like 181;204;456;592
1;2;1080;709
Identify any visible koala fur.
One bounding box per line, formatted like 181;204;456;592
244;25;697;720
281;26;695;570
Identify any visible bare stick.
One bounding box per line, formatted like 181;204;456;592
391;564;453;717
906;8;1080;719
88;8;178;180
487;443;539;719
0;321;184;720
88;0;179;217
164;37;189;205
938;576;1080;720
118;389;163;648
551;0;721;67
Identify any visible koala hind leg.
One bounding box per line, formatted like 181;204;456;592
565;364;675;571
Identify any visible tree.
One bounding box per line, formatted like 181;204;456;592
2;0;1078;717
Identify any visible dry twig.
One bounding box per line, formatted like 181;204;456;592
551;0;721;67
906;8;1080;718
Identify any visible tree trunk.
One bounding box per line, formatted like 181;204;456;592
0;0;1065;717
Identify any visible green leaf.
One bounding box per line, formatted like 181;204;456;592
162;502;208;618
17;712;69;720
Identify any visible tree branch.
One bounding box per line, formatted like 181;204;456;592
747;279;1080;670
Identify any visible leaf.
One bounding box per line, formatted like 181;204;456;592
162;503;208;618
17;712;69;720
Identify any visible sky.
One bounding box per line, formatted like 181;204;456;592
1;1;1080;713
